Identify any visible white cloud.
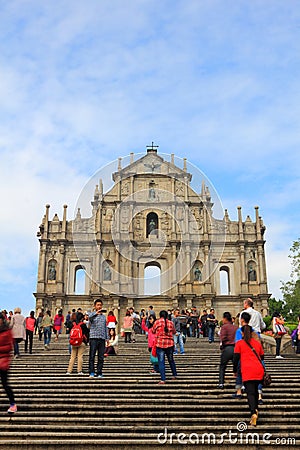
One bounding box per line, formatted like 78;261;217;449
0;0;300;311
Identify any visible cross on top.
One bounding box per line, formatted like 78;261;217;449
146;141;159;152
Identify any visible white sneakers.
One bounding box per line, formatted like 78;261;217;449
275;355;284;359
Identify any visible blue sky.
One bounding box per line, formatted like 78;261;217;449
0;0;299;315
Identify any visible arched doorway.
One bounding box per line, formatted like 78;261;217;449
220;266;230;295
74;266;86;294
144;263;161;295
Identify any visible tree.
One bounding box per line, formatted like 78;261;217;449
279;238;300;321
267;297;284;317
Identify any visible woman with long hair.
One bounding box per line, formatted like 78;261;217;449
104;328;119;356
152;310;177;384
142;314;159;373
233;324;264;426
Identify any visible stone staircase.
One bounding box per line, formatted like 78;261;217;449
0;334;299;449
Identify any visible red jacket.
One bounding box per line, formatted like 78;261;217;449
234;337;264;382
0;327;13;371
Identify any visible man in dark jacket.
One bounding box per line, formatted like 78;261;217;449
218;312;238;389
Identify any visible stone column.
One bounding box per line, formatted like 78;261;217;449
61;204;67;240
56;244;65;293
37;243;47;294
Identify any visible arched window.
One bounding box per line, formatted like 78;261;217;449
144;263;161;295
146;212;158;237
220;266;230;295
74;266;86;294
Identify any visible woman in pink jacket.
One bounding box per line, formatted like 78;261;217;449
142;315;159;373
11;307;26;358
123;310;133;343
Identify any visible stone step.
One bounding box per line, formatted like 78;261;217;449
0;335;299;449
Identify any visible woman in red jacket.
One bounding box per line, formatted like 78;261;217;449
0;313;17;413
233;325;264;427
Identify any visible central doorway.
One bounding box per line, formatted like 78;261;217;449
144;263;161;295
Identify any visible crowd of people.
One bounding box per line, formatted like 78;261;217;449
0;300;299;426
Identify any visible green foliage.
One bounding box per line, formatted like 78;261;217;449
267;297;284;317
279;239;300;322
263;315;272;330
289;238;300;279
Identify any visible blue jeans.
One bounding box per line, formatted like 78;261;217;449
89;338;105;376
235;360;242;389
13;339;22;356
258;360;266;393
43;327;51;346
156;347;177;382
208;326;215;342
174;333;185;353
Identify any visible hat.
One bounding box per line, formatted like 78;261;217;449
14;307;21;314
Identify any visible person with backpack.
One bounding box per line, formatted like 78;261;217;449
66;312;89;375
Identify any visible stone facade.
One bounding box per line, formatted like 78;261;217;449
34;148;270;319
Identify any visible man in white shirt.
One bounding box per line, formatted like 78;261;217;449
240;298;266;336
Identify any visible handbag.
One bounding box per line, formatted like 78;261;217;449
150;354;158;364
245;341;272;388
275;323;287;336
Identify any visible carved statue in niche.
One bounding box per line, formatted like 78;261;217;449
103;263;112;281
194;266;202;281
149;218;156;233
149;185;156;200
249;249;256;259
248;265;257;282
48;260;57;281
103;208;113;232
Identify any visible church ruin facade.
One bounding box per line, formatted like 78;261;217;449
34;147;270;318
